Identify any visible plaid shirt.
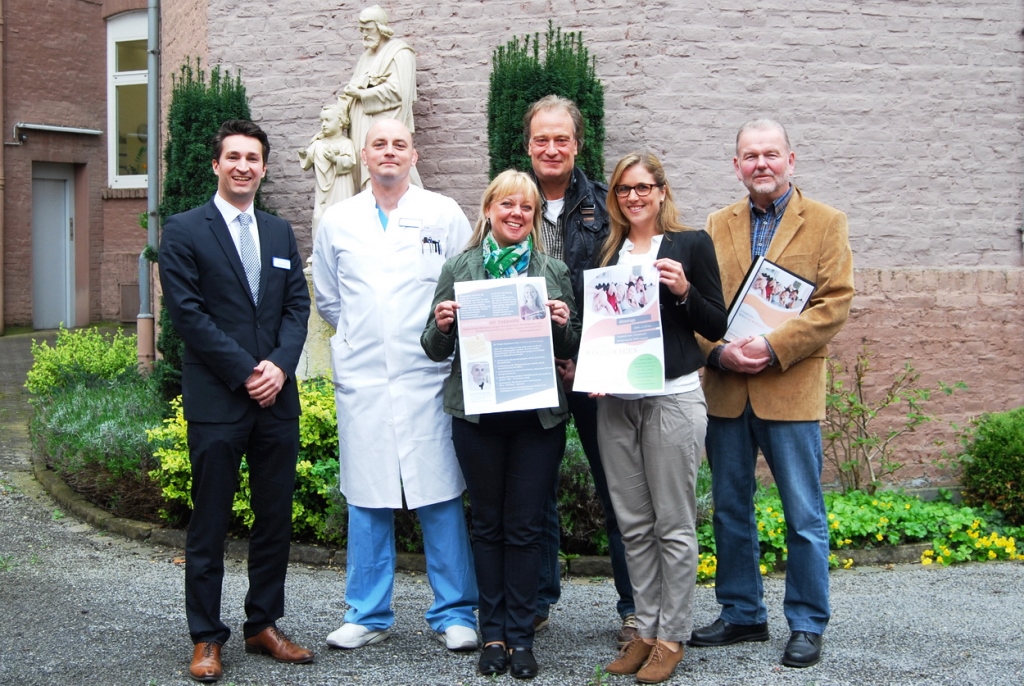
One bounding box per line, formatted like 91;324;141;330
750;185;793;260
540;198;565;262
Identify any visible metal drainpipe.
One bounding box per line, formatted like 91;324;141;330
137;0;159;369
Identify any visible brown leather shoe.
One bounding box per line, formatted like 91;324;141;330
605;638;653;675
244;626;315;664
189;642;222;682
636;641;683;684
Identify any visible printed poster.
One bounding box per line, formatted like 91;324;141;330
454;277;559;415
724;256;815;341
573;264;665;394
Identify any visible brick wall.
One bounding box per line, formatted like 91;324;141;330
167;2;1024;483
194;1;1024;268
826;268;1024;487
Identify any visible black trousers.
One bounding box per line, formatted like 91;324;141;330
452;412;564;649
184;403;299;645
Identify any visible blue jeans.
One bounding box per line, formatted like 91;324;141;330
343;498;478;633
705;404;831;634
537;392;635;620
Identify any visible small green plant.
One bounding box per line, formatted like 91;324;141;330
51;509;64;521
587;664;611;686
25;325;138;396
959;407;1024;525
824;350;965;494
0;554;15;571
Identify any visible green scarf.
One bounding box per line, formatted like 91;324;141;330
483;233;532;279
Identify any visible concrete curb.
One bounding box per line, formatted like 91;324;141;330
30;450;930;576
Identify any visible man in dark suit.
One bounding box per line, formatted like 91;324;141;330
159;119;313;682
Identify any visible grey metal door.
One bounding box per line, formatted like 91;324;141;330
31;163;75;329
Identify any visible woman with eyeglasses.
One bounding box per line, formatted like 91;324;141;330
421;169;580;680
596;152;727;684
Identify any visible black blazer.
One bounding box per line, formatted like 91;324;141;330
159;199;310;423
609;229;727;380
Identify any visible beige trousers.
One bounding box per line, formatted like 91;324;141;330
597;389;707;642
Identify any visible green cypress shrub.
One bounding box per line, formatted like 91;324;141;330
487;22;605;181
960;407;1024;525
154;60;263;400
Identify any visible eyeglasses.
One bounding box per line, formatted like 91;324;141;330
529;136;575;151
613;183;663;198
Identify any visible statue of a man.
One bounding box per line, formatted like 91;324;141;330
340;5;421;189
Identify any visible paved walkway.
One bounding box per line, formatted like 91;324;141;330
0;330;1022;685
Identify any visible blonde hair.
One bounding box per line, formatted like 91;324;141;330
466;170;545;251
598;152;689;267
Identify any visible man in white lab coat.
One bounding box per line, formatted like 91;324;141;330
312;119;478;652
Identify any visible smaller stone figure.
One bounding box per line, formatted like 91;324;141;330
298;102;357;241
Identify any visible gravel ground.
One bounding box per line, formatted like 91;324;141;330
1;331;1023;685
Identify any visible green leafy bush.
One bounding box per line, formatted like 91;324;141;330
148;378;346;543
25;326;138;396
488;22;605;180
959;407;1024;525
697;486;1024;581
30;374;166;519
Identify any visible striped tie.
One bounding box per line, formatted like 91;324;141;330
237;213;260;305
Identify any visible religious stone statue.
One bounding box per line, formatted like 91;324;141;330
298;102;357;241
339;4;421;189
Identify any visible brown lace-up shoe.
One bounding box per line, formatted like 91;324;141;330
244;626;315;663
636;641;683;684
189;642;222;682
605;638;653;675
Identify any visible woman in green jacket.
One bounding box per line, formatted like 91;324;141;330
421;170;580;680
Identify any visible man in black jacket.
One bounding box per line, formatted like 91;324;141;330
524;95;636;646
160;120;313;682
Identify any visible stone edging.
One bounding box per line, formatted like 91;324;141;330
31;451;929;574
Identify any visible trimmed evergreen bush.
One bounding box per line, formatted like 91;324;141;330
488;22;605;181
154;60;263;400
960;407;1024;525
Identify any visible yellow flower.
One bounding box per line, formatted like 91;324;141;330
904;503;911;510
843;558;854;569
828;512;835;520
758;521;765;531
759;564;768;575
988;550;997;559
844;538;852;545
875;533;884;541
831;521;840;530
921;557;933;565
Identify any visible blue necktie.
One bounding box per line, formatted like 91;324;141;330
237;213;260;305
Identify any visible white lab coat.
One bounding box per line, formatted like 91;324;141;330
312;185;473;509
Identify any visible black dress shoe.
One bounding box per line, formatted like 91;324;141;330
478;644;508;676
688;618;770;647
782;631;823;667
509;647;538;679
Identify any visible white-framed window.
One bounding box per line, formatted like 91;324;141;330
107;12;148;189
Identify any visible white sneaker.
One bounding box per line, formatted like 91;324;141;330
326;622;391;649
433;624;479;651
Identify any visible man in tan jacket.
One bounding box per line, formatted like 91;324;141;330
688;119;853;669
